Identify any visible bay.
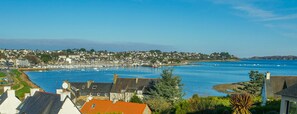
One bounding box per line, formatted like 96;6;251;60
25;60;297;98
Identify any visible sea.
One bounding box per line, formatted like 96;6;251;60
25;60;297;98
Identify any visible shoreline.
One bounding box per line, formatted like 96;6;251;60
28;59;240;69
20;59;241;94
18;68;48;91
212;82;246;95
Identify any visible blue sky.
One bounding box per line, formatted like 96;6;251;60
0;0;297;57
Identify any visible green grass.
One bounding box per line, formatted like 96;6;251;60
0;72;6;77
16;81;30;98
8;69;31;98
12;84;20;90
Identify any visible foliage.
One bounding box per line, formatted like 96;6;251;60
24;55;40;65
230;94;253;114
148;69;184;104
129;94;143;103
240;70;265;95
187;95;230;113
90;49;95;53
146;69;183;113
249;71;265;85
79;48;86;52
0;72;6;77
175;100;190;114
250;99;280;114
40;54;52;63
146;97;171;113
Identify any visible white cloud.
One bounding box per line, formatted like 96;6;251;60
261;13;297;21
232;5;275;19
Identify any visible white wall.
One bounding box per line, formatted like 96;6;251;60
280;95;297;114
58;98;81;114
0;90;21;114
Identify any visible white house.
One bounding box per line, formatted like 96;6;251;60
17;87;81;114
0;86;22;114
277;83;297;114
16;59;30;68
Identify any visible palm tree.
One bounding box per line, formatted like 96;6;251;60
230;93;253;114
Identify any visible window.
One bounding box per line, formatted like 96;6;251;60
92;85;97;89
137;90;142;95
91;104;96;108
82;85;85;89
288;101;297;114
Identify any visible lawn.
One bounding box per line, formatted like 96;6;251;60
9;69;31;99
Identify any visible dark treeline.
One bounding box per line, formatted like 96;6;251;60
250;56;297;60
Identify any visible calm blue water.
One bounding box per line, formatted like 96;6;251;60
25;60;297;98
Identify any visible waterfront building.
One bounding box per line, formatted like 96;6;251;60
263;72;297;98
16;58;31;68
17;87;81;114
110;74;158;102
80;99;151;114
276;83;297;114
0;86;21;114
65;80;112;100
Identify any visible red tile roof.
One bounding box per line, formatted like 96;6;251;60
81;99;150;114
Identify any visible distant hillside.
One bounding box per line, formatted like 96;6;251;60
250;56;297;60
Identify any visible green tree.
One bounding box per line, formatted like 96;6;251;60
40;54;52;63
90;49;95;53
25;55;40;65
129;94;143;103
79;48;86;52
145;69;183;113
147;69;184;105
242;71;265;95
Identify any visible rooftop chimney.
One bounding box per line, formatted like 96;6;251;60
86;95;93;102
24;93;30;99
3;86;11;92
113;99;118;104
87;80;94;88
30;88;40;96
266;72;271;80
113;74;118;84
57;90;71;101
56;89;63;94
7;90;16;97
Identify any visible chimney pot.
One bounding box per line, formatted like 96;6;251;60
113;99;118;104
30;88;40;96
87;80;94;88
136;78;138;84
7;90;16;97
59;91;71;101
266;72;271;80
3;86;11;92
24;93;30;99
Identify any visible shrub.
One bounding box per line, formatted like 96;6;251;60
230;94;253;114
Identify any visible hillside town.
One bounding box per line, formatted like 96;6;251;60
0;48;238;69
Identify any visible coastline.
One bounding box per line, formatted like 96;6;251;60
20;59;241;94
212;82;246;95
18;68;48;91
